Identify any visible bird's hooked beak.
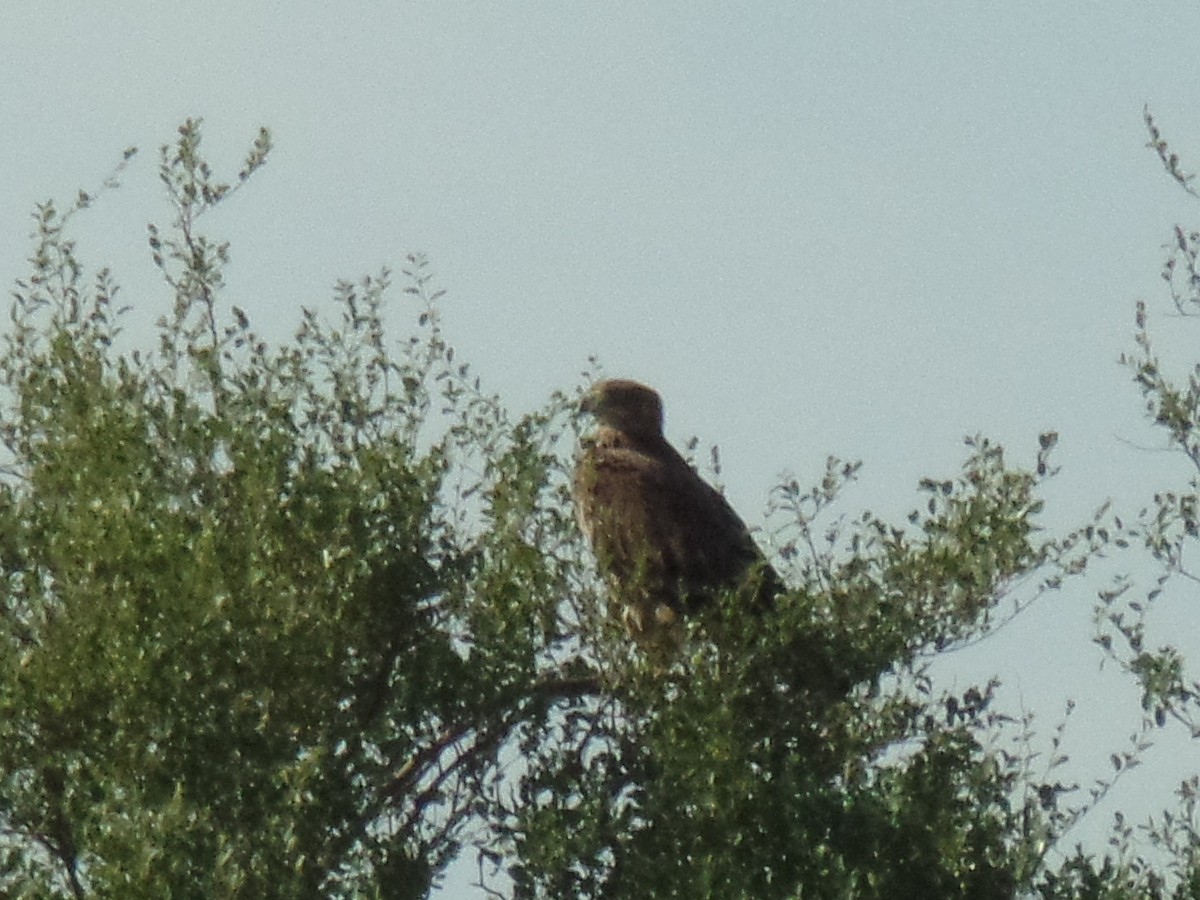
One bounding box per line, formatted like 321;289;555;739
578;389;600;418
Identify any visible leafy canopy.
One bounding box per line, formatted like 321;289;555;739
0;118;1197;898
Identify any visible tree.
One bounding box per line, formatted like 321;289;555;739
0;121;586;898
0;118;1195;898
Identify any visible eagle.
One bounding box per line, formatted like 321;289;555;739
572;379;783;642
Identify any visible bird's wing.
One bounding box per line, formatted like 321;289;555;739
575;435;777;611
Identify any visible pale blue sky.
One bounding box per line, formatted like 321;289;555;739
5;3;1200;895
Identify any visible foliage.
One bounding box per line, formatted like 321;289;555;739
0;120;581;899
0;117;1198;898
1053;106;1200;898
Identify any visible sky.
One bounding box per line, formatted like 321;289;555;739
5;3;1200;895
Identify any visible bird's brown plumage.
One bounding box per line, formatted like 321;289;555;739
573;379;782;641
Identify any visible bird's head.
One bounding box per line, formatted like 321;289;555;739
579;379;664;438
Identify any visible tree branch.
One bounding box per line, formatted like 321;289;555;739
370;674;602;839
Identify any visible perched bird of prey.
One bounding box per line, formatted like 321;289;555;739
573;379;783;642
